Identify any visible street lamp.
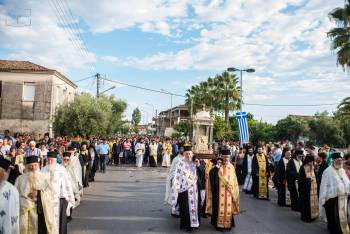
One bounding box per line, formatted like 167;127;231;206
160;89;173;128
144;103;155;119
100;85;116;96
227;67;255;114
140;109;149;125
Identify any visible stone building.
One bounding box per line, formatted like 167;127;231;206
0;60;77;136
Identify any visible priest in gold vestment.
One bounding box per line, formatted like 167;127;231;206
252;146;270;200
209;149;239;231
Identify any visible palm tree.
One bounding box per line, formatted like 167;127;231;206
337;97;350;120
328;1;350;69
186;71;240;123
212;71;240;123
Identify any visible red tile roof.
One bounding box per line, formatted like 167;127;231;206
0;60;52;72
0;60;77;88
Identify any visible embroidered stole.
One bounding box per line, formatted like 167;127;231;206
204;160;213;215
305;165;318;219
334;169;350;234
257;154;267;199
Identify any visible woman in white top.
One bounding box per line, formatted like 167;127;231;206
135;138;145;168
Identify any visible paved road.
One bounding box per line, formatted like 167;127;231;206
68;166;328;234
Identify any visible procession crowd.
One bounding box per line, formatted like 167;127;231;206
164;140;350;234
0;130;349;234
0;131;194;234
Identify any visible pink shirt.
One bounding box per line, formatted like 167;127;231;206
123;142;131;150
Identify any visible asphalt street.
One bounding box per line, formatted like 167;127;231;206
68;165;328;234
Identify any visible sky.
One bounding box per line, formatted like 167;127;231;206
0;0;349;124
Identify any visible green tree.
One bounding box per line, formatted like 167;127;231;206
174;121;191;136
328;1;350;69
213;116;234;141
132;108;141;126
309;112;346;147
274;116;309;142
53;93;126;137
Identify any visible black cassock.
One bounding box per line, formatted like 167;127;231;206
316;161;328;196
81;151;90;187
196;163;206;217
286;159;300;211
324;197;346;234
298;166;317;222
276;158;289;207
37;190;48;234
251;154;270;200
210;167;220;227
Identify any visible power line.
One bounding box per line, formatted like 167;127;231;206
101;77;186;97
72;75;95;83
97;75;341;107
244;103;339;107
47;0;95;73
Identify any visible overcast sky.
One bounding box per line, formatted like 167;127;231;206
0;0;349;124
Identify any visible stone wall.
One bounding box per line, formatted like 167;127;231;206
0;80;52;120
0;119;50;135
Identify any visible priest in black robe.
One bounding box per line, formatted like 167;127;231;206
242;146;254;194
286;149;303;211
276;147;291;206
316;152;328;196
298;155;318;222
80;142;90;188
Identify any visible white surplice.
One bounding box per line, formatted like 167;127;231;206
41;164;75;232
15;171;55;234
319;166;350;233
0;180;19;234
65;165;81;207
171;158;199;228
164;154;183;205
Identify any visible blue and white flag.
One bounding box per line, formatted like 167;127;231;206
236;112;249;144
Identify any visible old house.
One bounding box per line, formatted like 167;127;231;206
0;60;77;135
156;104;190;136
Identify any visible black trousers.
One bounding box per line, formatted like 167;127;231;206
59;198;68;234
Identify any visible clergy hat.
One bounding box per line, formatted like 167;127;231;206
184;145;192;152
221;149;231;156
25;156;39;164
303;155;315;165
0;158;11;171
63;152;71;158
47;151;57;158
331;152;343;159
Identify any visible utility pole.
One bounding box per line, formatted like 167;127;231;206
96;73;101;98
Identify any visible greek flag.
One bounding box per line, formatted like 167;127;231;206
236;112;249;144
